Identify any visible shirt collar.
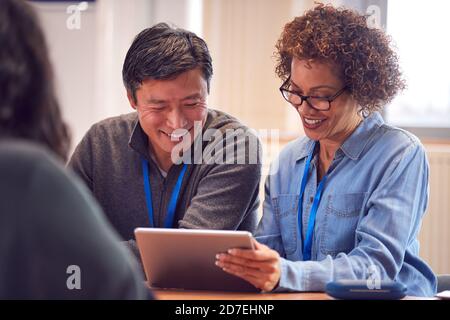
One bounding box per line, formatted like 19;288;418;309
295;111;384;162
294;139;316;162
128;117;150;160
340;111;384;160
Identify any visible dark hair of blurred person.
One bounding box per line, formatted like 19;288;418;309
0;0;70;160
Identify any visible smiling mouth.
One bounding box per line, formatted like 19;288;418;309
161;129;191;141
304;118;324;125
303;117;326;129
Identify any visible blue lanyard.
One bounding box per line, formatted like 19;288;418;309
297;142;328;261
141;158;188;228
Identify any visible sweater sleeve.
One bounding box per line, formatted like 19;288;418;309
178;128;262;232
179;163;261;231
67;124;96;191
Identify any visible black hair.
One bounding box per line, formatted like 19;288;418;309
122;23;213;103
0;0;70;161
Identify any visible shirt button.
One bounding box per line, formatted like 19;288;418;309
310;196;314;203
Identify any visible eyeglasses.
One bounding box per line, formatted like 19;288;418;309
279;77;347;111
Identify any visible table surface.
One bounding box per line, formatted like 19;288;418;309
153;289;436;300
154;289;332;300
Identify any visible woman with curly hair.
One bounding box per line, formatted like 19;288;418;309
216;4;436;296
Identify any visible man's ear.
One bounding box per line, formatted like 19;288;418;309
127;90;137;110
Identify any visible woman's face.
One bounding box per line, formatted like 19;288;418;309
289;58;360;143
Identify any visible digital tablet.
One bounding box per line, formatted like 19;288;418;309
134;228;258;292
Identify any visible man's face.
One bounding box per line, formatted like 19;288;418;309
128;68;208;158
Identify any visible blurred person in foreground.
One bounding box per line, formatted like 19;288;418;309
0;0;150;299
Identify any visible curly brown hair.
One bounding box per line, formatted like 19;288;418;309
275;3;405;115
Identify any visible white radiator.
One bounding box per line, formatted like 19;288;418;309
420;145;450;274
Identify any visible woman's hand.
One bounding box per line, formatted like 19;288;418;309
215;239;281;292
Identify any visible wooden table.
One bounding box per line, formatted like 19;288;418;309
154;289;333;300
154;289;435;300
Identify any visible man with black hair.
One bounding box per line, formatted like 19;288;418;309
69;23;261;257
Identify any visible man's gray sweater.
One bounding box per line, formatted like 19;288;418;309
68;109;261;245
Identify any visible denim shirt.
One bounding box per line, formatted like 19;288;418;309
256;112;437;297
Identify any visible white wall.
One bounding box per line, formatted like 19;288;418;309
32;0;198;154
32;1;98;153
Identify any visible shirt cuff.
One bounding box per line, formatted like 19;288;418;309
272;258;307;292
